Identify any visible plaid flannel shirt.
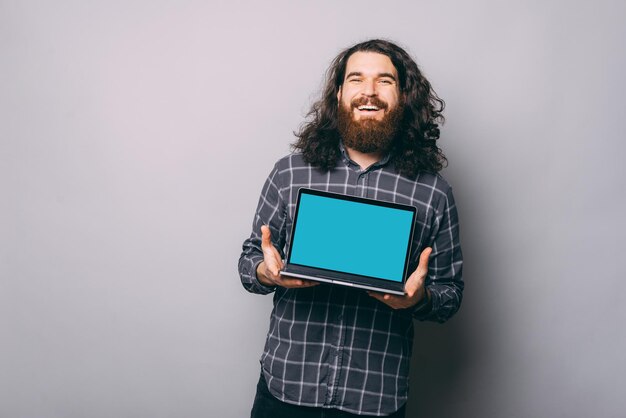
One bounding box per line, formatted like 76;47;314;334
239;146;463;416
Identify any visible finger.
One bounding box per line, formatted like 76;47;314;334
416;247;433;275
278;277;320;288
262;258;282;279
368;291;404;309
404;269;423;297
404;247;432;296
368;291;395;303
297;280;320;287
270;247;285;270
261;226;284;275
367;291;385;302
263;264;280;280
261;225;272;250
269;260;287;278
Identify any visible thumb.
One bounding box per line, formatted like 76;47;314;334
417;247;433;275
406;247;433;296
261;225;272;250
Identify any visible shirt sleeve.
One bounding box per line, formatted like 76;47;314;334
413;184;464;323
238;162;287;295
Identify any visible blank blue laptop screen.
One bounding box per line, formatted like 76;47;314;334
289;193;414;282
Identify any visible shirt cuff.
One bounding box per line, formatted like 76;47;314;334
250;257;277;294
413;287;434;319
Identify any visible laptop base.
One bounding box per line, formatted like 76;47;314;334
281;269;406;296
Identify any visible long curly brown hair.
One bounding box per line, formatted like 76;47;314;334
293;39;447;178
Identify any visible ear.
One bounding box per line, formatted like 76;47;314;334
337;86;342;103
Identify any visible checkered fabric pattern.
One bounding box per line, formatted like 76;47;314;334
239;146;463;416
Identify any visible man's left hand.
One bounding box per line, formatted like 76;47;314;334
368;247;432;309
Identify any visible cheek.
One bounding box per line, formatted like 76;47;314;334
387;93;400;108
340;86;358;101
337;86;351;103
338;94;352;109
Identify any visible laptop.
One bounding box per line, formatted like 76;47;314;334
281;188;416;295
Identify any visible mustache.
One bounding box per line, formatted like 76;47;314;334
350;96;388;110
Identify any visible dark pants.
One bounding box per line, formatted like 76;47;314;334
250;372;406;418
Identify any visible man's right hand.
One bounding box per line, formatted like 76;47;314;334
256;225;319;289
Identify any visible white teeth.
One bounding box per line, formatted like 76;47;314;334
358;105;380;111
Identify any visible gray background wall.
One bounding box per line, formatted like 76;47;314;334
2;1;625;417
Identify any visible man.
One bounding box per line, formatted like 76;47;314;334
239;39;463;417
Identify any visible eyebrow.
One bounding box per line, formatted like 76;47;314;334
345;71;397;81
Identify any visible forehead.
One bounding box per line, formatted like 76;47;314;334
344;51;398;78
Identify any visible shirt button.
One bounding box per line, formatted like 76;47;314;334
337;314;343;321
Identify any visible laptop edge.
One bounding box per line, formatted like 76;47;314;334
280;188;416;295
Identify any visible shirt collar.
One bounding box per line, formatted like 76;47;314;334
339;141;392;170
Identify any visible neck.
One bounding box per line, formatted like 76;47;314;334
344;146;382;171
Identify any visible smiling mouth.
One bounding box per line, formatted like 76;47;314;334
357;105;381;112
352;96;387;113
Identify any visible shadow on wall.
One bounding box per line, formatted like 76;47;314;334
406;313;471;417
405;177;491;417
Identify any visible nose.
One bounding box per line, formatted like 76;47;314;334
362;79;377;97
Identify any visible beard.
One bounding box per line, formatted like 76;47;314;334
337;97;403;155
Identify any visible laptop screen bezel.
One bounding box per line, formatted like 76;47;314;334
285;188;417;288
